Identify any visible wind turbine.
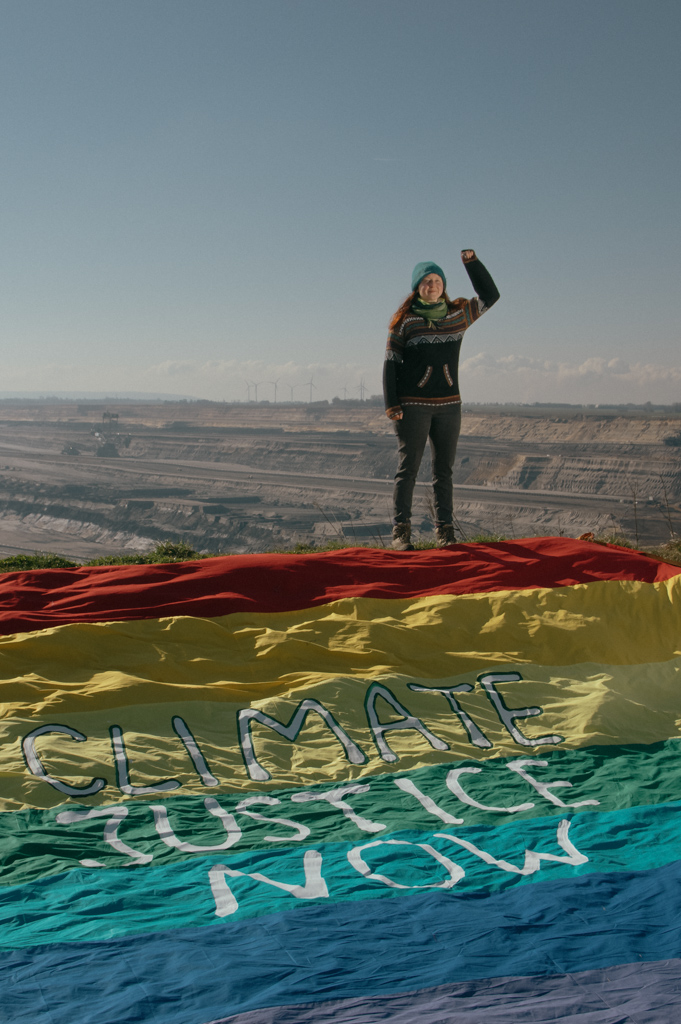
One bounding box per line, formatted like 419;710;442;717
306;375;316;403
357;379;367;400
244;379;253;402
251;380;264;402
268;379;280;404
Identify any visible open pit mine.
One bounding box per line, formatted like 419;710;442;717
0;399;679;560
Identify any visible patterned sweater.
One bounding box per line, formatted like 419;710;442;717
383;256;499;414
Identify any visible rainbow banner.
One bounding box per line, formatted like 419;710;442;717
2;537;681;1023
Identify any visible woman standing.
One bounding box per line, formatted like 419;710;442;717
383;249;499;550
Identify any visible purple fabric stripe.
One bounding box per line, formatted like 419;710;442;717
205;957;681;1024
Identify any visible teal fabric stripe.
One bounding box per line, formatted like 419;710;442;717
3;739;679;888
2;797;681;950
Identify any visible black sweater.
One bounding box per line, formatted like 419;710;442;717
383;256;499;413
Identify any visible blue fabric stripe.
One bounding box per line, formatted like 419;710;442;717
4;859;681;1024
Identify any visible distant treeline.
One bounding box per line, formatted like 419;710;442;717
1;396;680;418
463;402;681;419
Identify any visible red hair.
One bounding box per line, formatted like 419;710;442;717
389;290;466;331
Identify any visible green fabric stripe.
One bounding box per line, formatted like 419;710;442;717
1;739;678;888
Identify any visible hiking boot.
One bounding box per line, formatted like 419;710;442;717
391;523;414;551
436;524;456;547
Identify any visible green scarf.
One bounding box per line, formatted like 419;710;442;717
411;297;449;328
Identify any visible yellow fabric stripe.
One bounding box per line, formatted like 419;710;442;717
3;658;681;811
0;576;680;811
0;578;679;711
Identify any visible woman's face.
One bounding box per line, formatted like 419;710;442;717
418;273;444;303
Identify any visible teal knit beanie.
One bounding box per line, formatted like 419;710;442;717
411;261;446;292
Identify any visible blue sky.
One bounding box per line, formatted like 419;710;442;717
0;0;679;404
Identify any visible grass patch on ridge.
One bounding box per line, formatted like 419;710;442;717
2;534;681;575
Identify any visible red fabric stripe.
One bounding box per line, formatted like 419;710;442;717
0;537;677;636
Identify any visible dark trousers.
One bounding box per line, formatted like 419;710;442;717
393;404;462;526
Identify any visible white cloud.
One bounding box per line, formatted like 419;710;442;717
3;353;681;405
142;359;380;402
0;359;380;402
459;353;681;405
